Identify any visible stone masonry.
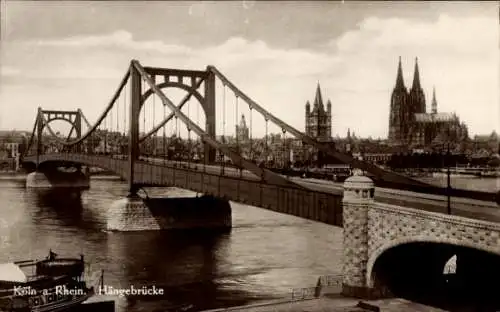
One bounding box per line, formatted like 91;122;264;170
342;172;375;297
342;173;500;298
107;197;161;231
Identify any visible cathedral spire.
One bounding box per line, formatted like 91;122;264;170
314;82;324;108
431;86;437;114
395;56;405;90
412;57;422;90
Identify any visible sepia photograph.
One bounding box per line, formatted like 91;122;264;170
0;1;498;311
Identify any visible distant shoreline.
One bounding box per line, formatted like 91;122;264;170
0;171;121;180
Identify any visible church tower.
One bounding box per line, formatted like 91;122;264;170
388;56;408;144
431;86;437;114
305;83;332;141
409;57;426;114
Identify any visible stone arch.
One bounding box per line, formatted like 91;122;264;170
366;236;500;288
141;81;206;116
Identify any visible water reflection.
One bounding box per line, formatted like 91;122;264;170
24;188;99;230
1;179;341;312
102;231;265;311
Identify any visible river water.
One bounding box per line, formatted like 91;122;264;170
0;175;497;312
0;176;343;312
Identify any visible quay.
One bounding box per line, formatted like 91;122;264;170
77;300;115;312
202;295;446;312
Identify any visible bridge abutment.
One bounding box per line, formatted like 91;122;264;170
26;167;90;189
106;194;232;232
341;172;384;299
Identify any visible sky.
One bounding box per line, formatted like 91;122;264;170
0;1;498;139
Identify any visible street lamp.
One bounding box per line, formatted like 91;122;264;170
446;124;451;214
446;140;451;214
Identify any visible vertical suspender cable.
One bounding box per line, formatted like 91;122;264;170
163;102;166;166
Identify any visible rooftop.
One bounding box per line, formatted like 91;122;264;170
414;113;454;123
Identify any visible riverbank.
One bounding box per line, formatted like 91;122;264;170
0;171;121;180
202;294;446;312
0;170;20;175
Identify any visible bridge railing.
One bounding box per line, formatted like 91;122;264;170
289;274;343;300
290;287;317;300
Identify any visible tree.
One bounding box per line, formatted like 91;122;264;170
85;133;102;153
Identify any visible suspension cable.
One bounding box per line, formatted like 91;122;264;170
116;90;120;139
235;95;239;153
265;118;269;167
163;102;166;165
153;90;156;157
95;119;102;154
235;95;242;177
123;80;127;149
223;84;226;140
198;99;204;172
221;84;226;175
175;116;179;165
188;128;192;168
143;80;146;157
249;107;253;162
187;97;191;168
283;128;288;177
103;109;107;155
121;83;125;156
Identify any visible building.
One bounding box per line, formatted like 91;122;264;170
0;131;28;158
388;57;468;151
235;114;249;143
303;83;336;166
305;83;332;142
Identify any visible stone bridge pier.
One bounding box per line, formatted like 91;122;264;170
25;163;90;189
107;194;232;232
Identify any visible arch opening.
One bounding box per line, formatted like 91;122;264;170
140;85;208;140
42;118;78;138
370;242;500;311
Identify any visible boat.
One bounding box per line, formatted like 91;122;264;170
478;169;500;178
0;250;95;312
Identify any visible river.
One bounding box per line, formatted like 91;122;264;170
0;174;497;312
0;176;343;312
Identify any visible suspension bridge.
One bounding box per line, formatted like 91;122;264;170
19;60;499;229
16;60;500;306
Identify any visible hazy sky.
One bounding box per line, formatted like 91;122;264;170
0;1;498;139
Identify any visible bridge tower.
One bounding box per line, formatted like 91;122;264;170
129;63;141;196
35;108;82;166
131;63;217;196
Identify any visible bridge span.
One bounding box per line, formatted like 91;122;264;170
23;153;500;227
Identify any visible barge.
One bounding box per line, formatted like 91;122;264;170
0;251;94;312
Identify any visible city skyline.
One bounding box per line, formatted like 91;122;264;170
0;1;497;139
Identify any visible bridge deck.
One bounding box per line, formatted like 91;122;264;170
22;154;500;226
24;154;344;226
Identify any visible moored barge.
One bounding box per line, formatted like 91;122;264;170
0;251;94;312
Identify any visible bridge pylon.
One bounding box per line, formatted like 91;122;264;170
128;62;142;196
34;107;83;167
204;68;216;164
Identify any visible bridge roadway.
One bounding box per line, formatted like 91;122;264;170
137;156;500;224
25;154;499;224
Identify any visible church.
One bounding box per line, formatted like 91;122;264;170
305;83;332;142
388;57;468;150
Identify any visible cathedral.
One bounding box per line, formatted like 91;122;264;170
305;83;332;142
388;57;468;150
